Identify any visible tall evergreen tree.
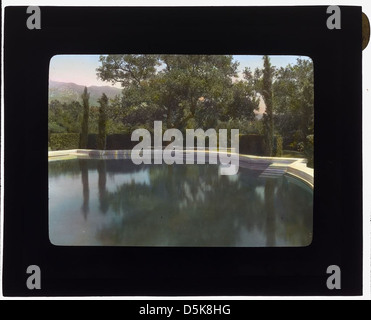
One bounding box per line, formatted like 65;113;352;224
79;87;90;149
97;93;108;150
261;55;274;156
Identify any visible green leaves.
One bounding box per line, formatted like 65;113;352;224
49;54;314;164
273;58;314;158
48;99;82;134
79;87;90;149
96;54;256;131
97;93;108;150
96;54;159;87
243;56;314;159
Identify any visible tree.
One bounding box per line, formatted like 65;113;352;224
79;87;90;149
48;100;66;134
157;55;239;129
96;54;245;132
96;54;162;132
273;58;314;165
244;56;314;162
228;80;259;121
48;100;83;134
96;54;159;87
261;55;275;156
245;56;275;156
97;93;108;150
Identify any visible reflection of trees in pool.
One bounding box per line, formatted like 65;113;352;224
49;159;313;246
274;176;313;246
264;179;276;247
97;164;256;246
97;160;109;214
48;159;82;178
94;163;312;247
79;159;90;220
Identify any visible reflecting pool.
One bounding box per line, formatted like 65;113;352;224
49;159;313;247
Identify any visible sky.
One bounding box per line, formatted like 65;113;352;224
49;54;311;88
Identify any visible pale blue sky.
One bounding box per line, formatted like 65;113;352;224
49;54;311;88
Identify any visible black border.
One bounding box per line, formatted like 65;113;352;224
3;6;363;296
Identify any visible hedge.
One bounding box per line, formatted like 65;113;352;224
239;134;265;156
239;134;283;157
87;134;98;150
50;133;136;151
50;133;284;157
107;134;139;150
50;133;80;151
87;133;137;150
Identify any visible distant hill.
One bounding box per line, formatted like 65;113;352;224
49;80;122;106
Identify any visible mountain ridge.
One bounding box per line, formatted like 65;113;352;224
49;80;122;106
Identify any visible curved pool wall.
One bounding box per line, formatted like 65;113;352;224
48;149;314;189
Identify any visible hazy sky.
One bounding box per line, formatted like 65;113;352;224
49;54;311;88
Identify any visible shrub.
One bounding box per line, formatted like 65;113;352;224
297;141;305;153
304;134;314;168
239;134;265;156
240;134;283;157
107;134;137;150
48;122;67;134
50;133;80;151
87;134;98;149
273;135;283;157
87;134;136;150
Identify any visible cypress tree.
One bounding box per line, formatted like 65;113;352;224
79;87;90;149
262;55;274;156
97;93;108;150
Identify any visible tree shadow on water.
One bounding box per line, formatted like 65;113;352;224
79;159;90;220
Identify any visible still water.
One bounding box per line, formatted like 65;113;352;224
49;159;313;247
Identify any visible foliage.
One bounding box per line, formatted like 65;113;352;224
244;56;275;156
97;54;160;87
227;80;259;121
48;100;82;133
304;134;314;168
97;93;108;149
49;55;314;165
244;56;313;161
273;58;314;156
79;87;90;149
239;134;265;156
88;106;99;134
96;54;258;132
87;133;98;149
50;133;80;150
273;135;283;157
239;134;282;157
87;134;137;150
261;56;275;156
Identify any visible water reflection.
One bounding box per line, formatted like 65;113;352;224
264;179;276;247
97;160;109;214
48;159;313;247
79;159;89;220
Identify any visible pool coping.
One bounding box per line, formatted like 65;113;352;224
48;149;314;189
